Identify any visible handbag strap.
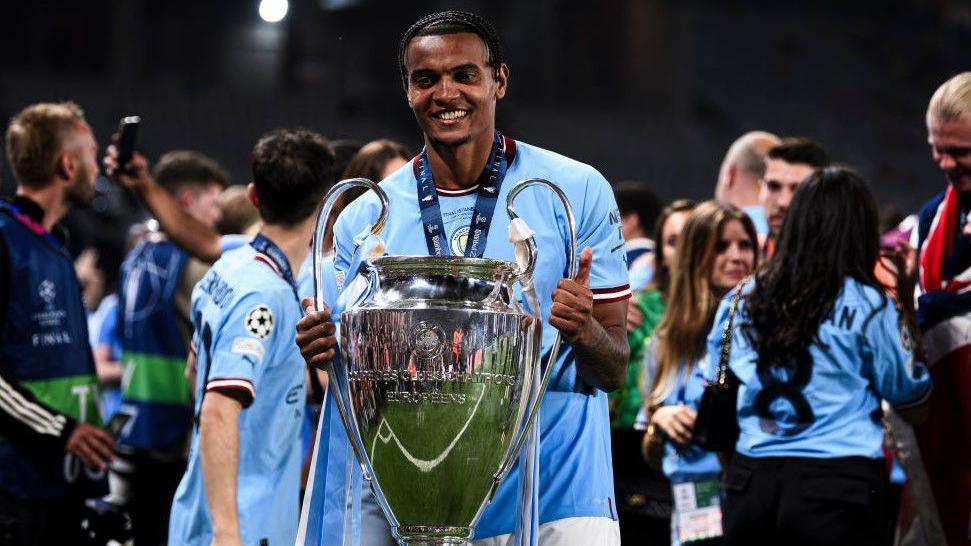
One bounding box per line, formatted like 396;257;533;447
716;277;749;387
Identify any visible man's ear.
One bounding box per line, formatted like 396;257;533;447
726;164;737;190
56;151;74;181
176;188;195;210
494;63;509;100
247;183;260;210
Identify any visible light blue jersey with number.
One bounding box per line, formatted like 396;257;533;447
327;139;630;539
169;241;306;546
708;277;932;459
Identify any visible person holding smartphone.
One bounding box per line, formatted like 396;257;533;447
112;149;229;546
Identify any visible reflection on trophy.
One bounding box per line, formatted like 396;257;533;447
311;177;577;545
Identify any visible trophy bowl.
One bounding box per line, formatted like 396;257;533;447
341;256;540;544
309;178;576;545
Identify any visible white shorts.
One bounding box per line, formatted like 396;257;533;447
361;491;620;546
472;517;621;546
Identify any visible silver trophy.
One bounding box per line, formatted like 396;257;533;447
311;178;577;545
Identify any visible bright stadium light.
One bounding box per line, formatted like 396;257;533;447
259;0;288;23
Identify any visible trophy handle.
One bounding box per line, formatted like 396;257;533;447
311;177;390;482
494;178;578;483
312;178;389;311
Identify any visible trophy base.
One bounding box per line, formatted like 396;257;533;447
395;526;473;545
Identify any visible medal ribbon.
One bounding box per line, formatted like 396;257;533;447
416;132;514;257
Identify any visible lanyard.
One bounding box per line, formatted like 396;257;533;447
250;233;299;302
0;201;68;256
416;132;513;257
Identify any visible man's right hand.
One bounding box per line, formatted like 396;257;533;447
65;423;115;470
296;297;338;370
103;137;153;193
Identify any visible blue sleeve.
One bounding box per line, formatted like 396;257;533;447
705;281;755;383
97;300;119;346
862;302;933;408
578;169;631;303
203;291;284;407
96;301;123;361
219;234;252;253
332;191;385;277
297;253;314;301
333;212;353;278
685;361;710;410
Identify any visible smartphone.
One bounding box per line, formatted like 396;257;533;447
116;116;141;168
105;412;132;438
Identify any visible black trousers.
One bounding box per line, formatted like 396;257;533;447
0;489;84;545
722;453;891;546
610;429;672;546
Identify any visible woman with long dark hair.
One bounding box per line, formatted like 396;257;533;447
644;201;758;545
715;167;932;545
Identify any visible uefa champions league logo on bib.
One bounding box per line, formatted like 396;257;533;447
38;280;56;309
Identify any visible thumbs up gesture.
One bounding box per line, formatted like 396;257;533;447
549;247;594;344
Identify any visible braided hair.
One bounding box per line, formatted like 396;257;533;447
398;11;505;86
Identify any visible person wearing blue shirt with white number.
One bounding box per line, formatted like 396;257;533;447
712;167;932;546
110;128;337;546
643;201;758;546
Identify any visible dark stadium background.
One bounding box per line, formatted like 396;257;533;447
0;0;968;287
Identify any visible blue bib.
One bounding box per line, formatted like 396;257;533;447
117;240;192;451
0;203;106;499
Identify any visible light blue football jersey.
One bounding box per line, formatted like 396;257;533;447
708;278;932;459
168;237;306;546
330;139;630;538
742;205;769;238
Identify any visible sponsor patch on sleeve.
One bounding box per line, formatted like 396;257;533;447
231;336;266;363
244;305;274;339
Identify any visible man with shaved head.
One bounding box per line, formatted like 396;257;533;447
714;131;780;236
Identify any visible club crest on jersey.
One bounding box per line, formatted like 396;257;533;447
245;305;274;339
450;226;469;255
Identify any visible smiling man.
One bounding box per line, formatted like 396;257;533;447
911;71;971;546
296;10;630;546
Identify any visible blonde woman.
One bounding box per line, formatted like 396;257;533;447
643;201;758;545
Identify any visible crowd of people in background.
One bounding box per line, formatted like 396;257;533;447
0;9;968;546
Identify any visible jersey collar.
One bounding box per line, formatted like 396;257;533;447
410;132;517;183
250;233;299;300
0;197;69;254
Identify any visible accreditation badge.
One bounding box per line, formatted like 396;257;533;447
672;477;723;543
